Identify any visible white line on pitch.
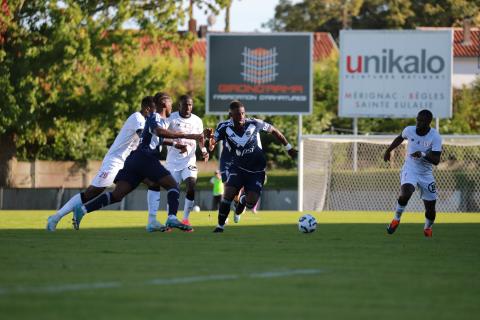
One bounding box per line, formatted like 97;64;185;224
0;269;323;296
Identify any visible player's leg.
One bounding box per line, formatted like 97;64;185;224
387;169;416;234
419;176;437;237
233;187;246;217
72;180;134;230
234;171;265;223
46;163;117;231
214;185;238;232
181;166;198;224
423;200;436;237
71;153;144;230
143;178;167;232
157;174;192;232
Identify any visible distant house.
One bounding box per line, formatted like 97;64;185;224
418;25;480;88
140;31;338;62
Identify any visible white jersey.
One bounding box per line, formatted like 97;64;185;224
103;111;145;165
401;126;442;175
166;112;203;170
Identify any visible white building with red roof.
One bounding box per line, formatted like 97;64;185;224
418;25;480;88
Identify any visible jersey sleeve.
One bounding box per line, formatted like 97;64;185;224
432;132;442;152
134;114;145;131
214;122;225;142
254;118;272;132
401;127;410;139
152;114;169;130
197;118;204;134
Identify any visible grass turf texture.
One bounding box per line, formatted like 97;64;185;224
0;210;479;320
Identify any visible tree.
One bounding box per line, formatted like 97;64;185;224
0;0;194;186
266;0;480;40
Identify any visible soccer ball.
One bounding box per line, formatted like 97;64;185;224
192;205;201;212
298;214;317;233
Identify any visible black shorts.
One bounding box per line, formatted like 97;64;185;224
225;165;265;194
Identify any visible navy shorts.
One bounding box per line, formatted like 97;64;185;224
226;165;265;194
220;160;233;183
115;150;171;189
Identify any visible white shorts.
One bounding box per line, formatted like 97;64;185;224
166;164;198;184
400;169;437;201
90;160;124;188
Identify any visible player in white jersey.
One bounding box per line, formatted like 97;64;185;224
46;96;155;231
165;95;208;226
383;110;442;237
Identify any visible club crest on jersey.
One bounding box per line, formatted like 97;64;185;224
428;182;436;193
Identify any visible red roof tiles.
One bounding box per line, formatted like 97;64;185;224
417;27;480;57
139;32;338;61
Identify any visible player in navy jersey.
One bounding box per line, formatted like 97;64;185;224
209;100;297;232
72;94;205;232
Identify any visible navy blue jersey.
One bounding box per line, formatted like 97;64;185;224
138;112;169;156
214;118;271;172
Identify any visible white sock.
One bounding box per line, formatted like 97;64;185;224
147;190;160;224
424;219;434;229
183;198;194;220
53;194;82;219
217;224;224;229
394;203;406;221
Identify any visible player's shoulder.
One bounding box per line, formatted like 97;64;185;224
429;128;442;139
168;111;180;120
191;113;203;123
127;111;145;122
216;119;233;130
402;125;416;135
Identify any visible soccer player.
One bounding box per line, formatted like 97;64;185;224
164;95;208;227
210;117;263;223
209;100;297;233
46;96;154;231
384;109;442;237
71;94;205;232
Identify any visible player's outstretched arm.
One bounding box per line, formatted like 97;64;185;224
155;127;203;141
384;135;404;162
268;126;297;159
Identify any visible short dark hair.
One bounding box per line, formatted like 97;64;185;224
153;92;171;108
179;94;192;104
141;96;155;109
418;109;433;120
229;100;244;110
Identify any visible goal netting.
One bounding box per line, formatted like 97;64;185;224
299;135;480;212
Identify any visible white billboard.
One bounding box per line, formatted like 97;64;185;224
339;30;453;118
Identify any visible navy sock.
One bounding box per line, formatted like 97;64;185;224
167;188;180;216
84;192;117;213
218;199;232;226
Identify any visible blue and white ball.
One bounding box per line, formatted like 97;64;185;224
298;214;317;233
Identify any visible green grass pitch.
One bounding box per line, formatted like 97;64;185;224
0;210;479;320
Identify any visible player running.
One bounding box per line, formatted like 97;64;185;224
164;95;209;227
384;109;442;237
209;100;297;233
210;117;263;223
46;96;154;231
71;94;205;232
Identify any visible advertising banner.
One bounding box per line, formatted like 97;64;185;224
339;30;453;118
207;33;313;114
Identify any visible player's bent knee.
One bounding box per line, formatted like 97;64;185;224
398;196;410;206
246;202;256;210
148;185;160;192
